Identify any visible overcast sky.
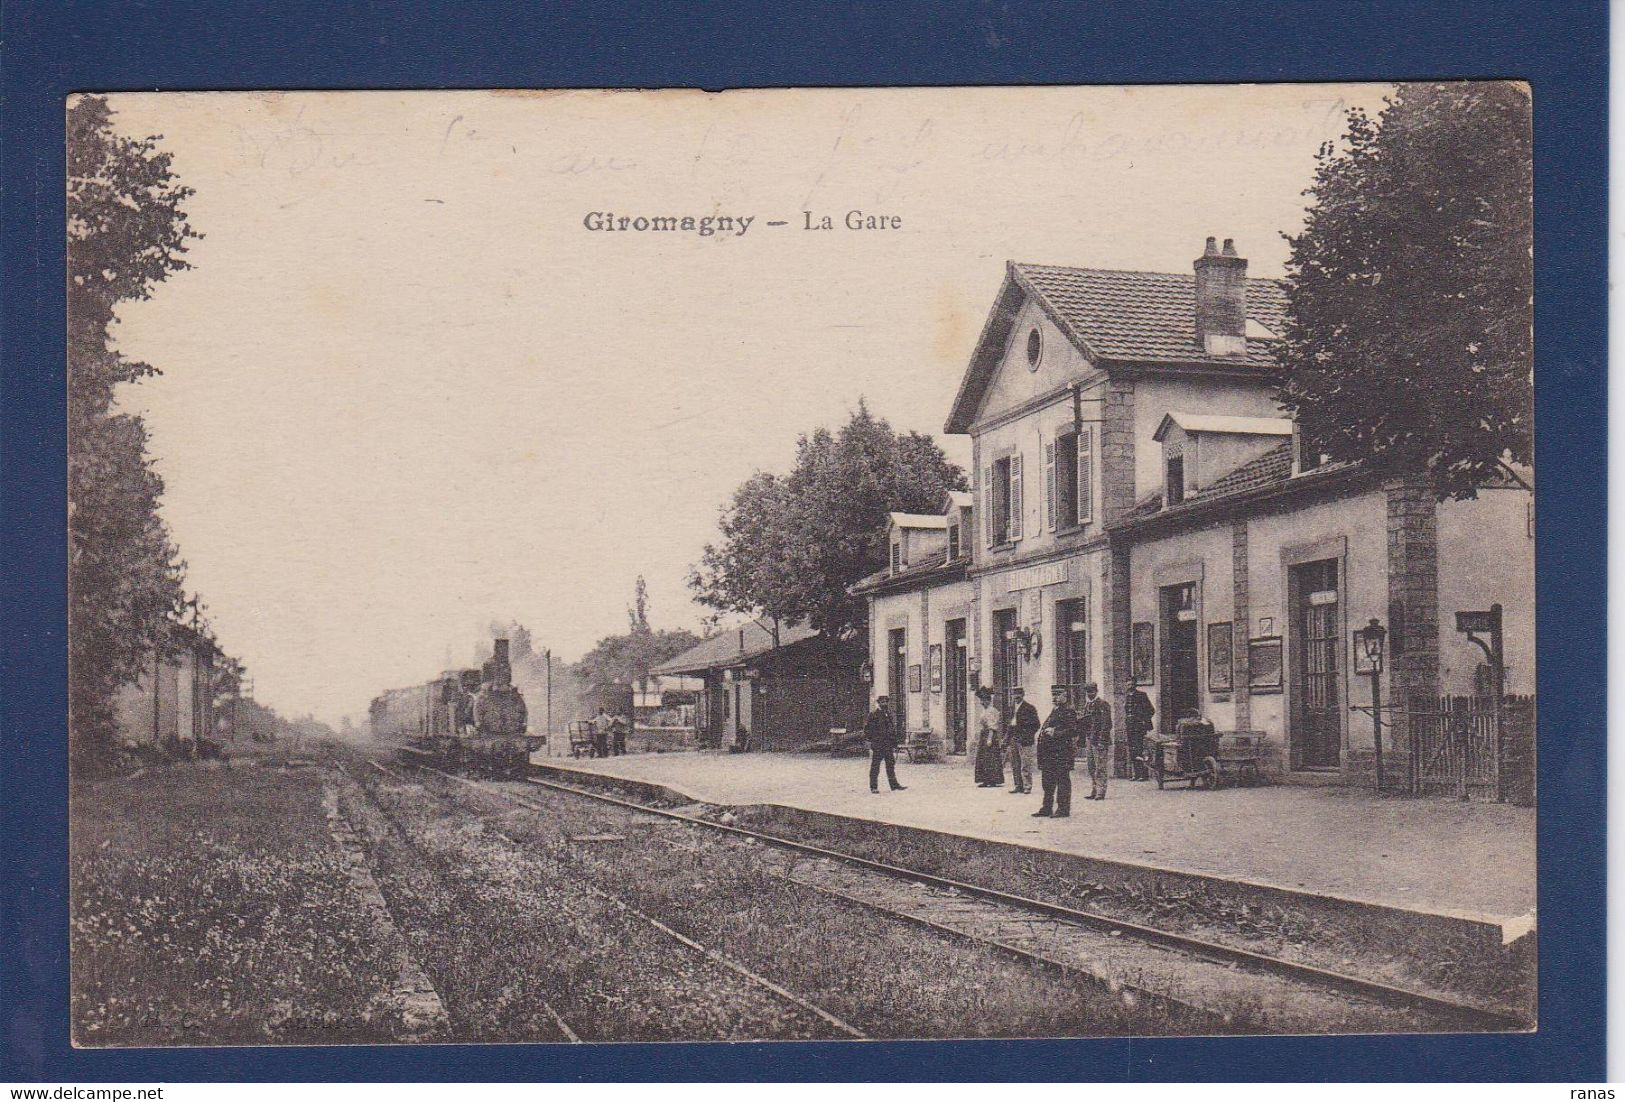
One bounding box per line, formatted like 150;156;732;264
104;84;1391;724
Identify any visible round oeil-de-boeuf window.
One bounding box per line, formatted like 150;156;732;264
1026;327;1042;369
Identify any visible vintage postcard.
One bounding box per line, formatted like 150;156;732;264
67;84;1534;1046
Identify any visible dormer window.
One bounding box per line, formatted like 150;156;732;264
1166;454;1185;506
947;519;961;561
1292;421;1325;474
890;539;902;573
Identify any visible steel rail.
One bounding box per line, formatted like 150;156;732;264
359;759;582;1042
381;754;867;1040
512;766;1527;1033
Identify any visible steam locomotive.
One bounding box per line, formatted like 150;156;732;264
369;638;542;775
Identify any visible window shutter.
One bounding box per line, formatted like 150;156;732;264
983;466;995;547
1076;428;1093;525
1044;440;1057;532
1009;454;1024;541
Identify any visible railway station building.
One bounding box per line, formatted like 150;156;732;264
857;237;1534;794
111;620;221;751
651;621;867;753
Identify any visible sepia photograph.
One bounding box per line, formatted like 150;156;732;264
66;82;1535;1047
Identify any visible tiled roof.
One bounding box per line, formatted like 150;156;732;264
1199;441;1295;498
946;259;1289;433
650;621;822;676
1014;264;1287;370
850;554;970;596
1111;443;1366;533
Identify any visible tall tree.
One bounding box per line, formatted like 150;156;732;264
67;95;201;753
690;401;966;639
574;579;702;690
1276;82;1532;501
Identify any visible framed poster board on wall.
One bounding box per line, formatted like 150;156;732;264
1207;621;1234;693
1131;622;1155;684
1248;636;1283;693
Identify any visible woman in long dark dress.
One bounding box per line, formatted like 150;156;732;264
972;688;1004;787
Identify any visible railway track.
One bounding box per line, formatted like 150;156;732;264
355;757;864;1042
497;763;1527;1034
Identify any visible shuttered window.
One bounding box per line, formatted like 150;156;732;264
1008;454;1024;541
1044;440;1057;532
984;463;999;546
1075;428;1093;525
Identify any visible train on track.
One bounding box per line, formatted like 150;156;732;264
369;638;542;776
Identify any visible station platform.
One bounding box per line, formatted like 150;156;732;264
533;748;1535;939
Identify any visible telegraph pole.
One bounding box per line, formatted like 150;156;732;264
545;648;553;749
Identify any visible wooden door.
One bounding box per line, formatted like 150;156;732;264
887;628;908;736
945;619;968;753
1291;559;1342;769
1159;583;1199;733
992;608;1019;716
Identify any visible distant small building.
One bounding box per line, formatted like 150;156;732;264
650;622;867;752
110;622;219;750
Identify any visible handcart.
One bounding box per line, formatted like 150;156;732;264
1145;716;1264;789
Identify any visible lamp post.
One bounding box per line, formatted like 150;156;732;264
1353;618;1387;793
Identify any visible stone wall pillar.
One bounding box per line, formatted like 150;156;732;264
1098;377;1137;767
1231;519;1251;732
1384;476;1441;789
1100;378;1137;526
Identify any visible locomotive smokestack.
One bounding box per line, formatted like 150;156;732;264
486;637;512;687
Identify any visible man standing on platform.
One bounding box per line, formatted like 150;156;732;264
864;695;906;793
1079;682;1114;800
610;707;630;756
1125;679;1155;780
1032;684;1079;818
590;705;612;759
1005;687;1039;794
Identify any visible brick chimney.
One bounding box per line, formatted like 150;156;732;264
1193;236;1248;357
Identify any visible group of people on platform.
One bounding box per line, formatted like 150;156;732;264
862;680;1158;815
588;705;632;758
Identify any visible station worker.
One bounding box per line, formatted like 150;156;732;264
1033;684;1080;818
1079;682;1114;801
864;695;906;793
1005;687;1040;795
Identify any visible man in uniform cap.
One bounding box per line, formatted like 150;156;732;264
1032;684;1079;817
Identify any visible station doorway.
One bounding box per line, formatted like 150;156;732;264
945;618;969;753
1159;582;1199;733
1289;558;1343;770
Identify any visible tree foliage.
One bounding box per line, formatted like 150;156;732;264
68;95;201;752
689;401;967;639
1276;82;1533;500
573;577;703;690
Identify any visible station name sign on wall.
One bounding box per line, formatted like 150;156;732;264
1000;561;1070;592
